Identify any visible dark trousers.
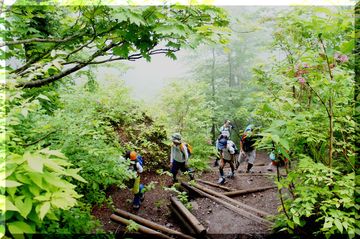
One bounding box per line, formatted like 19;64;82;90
171;161;193;181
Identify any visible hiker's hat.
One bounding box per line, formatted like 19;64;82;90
130;151;137;161
171;133;182;143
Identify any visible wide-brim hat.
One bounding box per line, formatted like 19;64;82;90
171;133;182;143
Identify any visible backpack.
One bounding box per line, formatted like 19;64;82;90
232;142;240;154
241;133;255;152
217;136;228;151
180;143;193;157
130;155;144;171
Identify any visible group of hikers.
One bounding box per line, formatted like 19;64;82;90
123;119;259;210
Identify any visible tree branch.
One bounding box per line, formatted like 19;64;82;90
1;35;79;47
16;40;124;88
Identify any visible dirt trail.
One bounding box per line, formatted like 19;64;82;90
92;151;283;238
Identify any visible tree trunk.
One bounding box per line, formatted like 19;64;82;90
170;197;206;236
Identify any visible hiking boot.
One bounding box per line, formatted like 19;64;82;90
133;204;140;210
246;170;254;174
225;172;235;178
217;177;226;185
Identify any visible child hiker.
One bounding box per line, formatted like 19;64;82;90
124;151;145;210
170;133;194;183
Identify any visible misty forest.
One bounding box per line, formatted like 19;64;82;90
1;1;359;239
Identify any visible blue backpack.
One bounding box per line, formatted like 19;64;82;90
218;137;228;150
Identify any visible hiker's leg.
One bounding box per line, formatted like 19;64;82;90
246;150;256;173
229;160;235;174
237;153;246;171
132;177;141;209
219;158;225;178
171;161;179;182
180;162;194;180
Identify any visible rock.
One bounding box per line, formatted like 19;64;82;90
207;209;212;214
205;220;210;225
191;201;199;210
166;223;172;227
213;202;216;205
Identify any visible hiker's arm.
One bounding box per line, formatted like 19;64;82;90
170;146;174;166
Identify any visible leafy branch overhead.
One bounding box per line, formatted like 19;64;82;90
3;4;230;88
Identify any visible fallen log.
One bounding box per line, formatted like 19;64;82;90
196;179;235;191
114;208;195;239
170;196;206;236
181;182;271;226
169;204;196;236
192;183;270;218
110;214;172;239
223;186;277;197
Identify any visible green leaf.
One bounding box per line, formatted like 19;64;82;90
15;197;32;219
334;218;343;233
28;173;43;189
26;155;44;173
39;202;50;220
37;94;50;101
39;148;67;159
113;45;129;58
5;180;22;188
7;221;35;234
293;215;300;225
0;224;5;238
4;196;20;212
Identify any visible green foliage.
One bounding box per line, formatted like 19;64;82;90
164;184;192;210
273;157;359;238
4;2;229;88
125;220;140;233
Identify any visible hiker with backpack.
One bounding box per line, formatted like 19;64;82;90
219;119;233;136
214;120;234;167
217;131;236;185
170;133;194;183
124;151;145;210
237;125;258;173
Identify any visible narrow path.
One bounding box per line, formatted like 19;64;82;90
93;151;282;238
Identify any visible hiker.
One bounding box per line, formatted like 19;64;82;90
170;133;194;183
237;125;258;173
124;151;145;210
217;131;236;185
214;120;234;167
219;119;233;137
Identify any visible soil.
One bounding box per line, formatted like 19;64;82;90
92;151;284;238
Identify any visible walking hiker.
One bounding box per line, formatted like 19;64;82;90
237;125;258;173
124;151;145;210
219;119;233;136
214;120;234;167
170;133;194;183
217;133;236;185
